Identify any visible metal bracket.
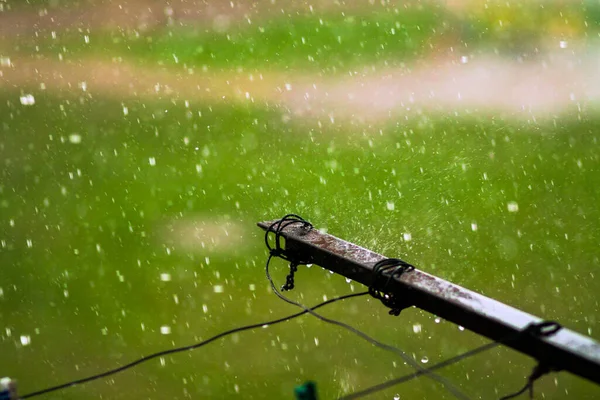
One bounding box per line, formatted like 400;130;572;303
258;219;600;386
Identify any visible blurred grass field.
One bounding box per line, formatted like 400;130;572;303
1;1;600;399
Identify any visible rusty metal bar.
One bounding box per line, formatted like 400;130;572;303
258;219;600;386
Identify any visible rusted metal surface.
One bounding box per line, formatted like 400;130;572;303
258;219;600;386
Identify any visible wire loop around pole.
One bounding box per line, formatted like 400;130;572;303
368;258;415;316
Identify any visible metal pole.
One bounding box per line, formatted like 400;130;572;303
258;219;600;386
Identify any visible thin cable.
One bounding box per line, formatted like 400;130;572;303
339;321;562;400
20;292;367;399
338;341;501;399
264;215;471;400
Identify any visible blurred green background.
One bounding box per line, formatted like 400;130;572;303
1;1;600;399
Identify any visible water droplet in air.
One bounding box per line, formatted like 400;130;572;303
1;57;11;67
471;222;478;231
160;273;171;282
507;201;519;213
393;395;400;400
460;56;468;64
20;94;35;106
20;335;31;346
148;157;156;166
559;40;568;49
160;325;171;335
412;323;422;333
68;134;82;144
386;201;395;211
403;232;412;241
213;285;224;293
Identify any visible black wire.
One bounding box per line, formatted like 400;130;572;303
339;321;562;399
264;215;471;400
20;291;368;399
338;341;501;399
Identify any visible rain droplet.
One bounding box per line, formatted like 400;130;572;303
20;335;31;346
507;201;519;213
20;94;35;106
403;232;412;241
160;273;171;282
213;285;224;293
160;325;171;335
559;40;568;49
1;57;11;67
458;326;465;331
471;222;478;231
148;157;156;166
460;55;469;64
434;317;441;323
420;356;429;364
68;134;82;144
386;201;395;211
412;323;422;333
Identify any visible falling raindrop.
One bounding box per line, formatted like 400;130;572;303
20;335;31;346
20;94;35;106
160;273;171;282
507;201;519;213
68;134;82;144
160;325;171;335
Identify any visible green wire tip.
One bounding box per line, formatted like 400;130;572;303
294;381;318;400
